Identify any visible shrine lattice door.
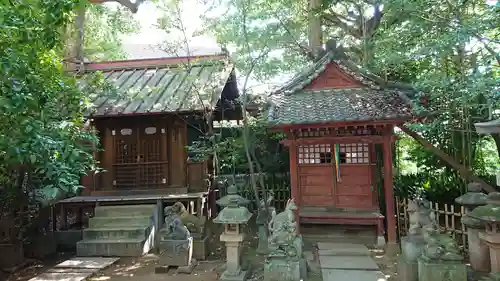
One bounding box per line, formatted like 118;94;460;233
112;122;168;189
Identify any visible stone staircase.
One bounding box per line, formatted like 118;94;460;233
76;204;156;257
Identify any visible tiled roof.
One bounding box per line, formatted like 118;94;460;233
269;88;413;125
82;55;235;117
268;52;414;125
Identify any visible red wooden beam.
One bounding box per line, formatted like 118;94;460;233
270;119;409;132
281;135;397;146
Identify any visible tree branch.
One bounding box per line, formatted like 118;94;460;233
90;0;147;13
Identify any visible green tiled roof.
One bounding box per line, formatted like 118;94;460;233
83;58;234;117
268;52;414;125
269;88;413;125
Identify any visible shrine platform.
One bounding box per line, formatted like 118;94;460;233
299;207;385;246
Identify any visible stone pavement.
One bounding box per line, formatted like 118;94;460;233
318;242;387;281
29;257;120;281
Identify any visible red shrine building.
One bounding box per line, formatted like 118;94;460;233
268;49;414;246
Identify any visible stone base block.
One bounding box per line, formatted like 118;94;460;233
376;236;385;248
264;258;307;281
220;269;249;281
192;235;208;260
397;256;418;281
158;238;192;267
418;258;467;281
55;230;82;251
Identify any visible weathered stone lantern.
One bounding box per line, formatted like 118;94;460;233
474;119;500;186
455;182;489;272
214;184;252;281
469;192;500;273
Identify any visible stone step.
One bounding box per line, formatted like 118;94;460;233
83;227;151;240
76;238;148;257
94;204;156;217
88;216;152;228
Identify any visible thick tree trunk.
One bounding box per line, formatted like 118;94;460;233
308;0;323;58
63;3;86;72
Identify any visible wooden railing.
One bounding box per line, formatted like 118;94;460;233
396;197;468;250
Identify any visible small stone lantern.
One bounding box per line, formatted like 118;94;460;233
455;182;489;272
469;192;500;273
214;185;252;281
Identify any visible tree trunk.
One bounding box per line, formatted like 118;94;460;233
308;0;323;58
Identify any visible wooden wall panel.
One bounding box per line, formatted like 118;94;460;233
168;117;187;188
298;165;334;206
335;165;375;209
187;161;208;192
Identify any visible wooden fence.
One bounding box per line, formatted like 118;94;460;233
216;173;291;211
396;197;468;250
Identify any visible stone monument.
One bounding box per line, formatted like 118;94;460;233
417;212;467;281
156;205;196;274
469;192;500;273
397;198;433;281
256;191;275;254
455;182;489;272
214;184;252;281
171;201;208;260
264;198;307;281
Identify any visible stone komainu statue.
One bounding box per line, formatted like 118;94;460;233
267;199;301;258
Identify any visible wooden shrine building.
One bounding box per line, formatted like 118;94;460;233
80;53;239;196
268;47;414;246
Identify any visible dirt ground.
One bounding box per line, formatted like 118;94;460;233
5;219;322;281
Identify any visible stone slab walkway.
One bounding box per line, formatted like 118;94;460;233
318;242;387;281
29;257;120;281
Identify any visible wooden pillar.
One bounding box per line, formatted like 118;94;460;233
289;143;299;201
383;137;397;244
288;142;300;233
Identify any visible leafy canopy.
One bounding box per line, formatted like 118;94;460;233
0;0;98;207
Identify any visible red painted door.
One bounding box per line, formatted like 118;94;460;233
334;143;375;209
297;144;336;207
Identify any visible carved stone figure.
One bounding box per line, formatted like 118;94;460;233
267;199;301;259
162;206;191;241
268;198;297;237
407;198;436;237
264;198;306;281
171;202;205;235
421;226;463;262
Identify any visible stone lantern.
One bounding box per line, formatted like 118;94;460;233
455;182;489;272
214;184;252;281
474;119;500;186
469;192;500;273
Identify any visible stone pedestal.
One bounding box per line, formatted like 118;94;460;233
155;238;196;274
220;233;247;281
264;235;306;281
417;258;467;281
192;234;208;260
397;236;425;281
467;227;490;272
264;258;307;281
480;231;500;273
397;256;418;281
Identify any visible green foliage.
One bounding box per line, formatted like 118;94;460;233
84;4;139;60
187;115;288;175
0;0;98;209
